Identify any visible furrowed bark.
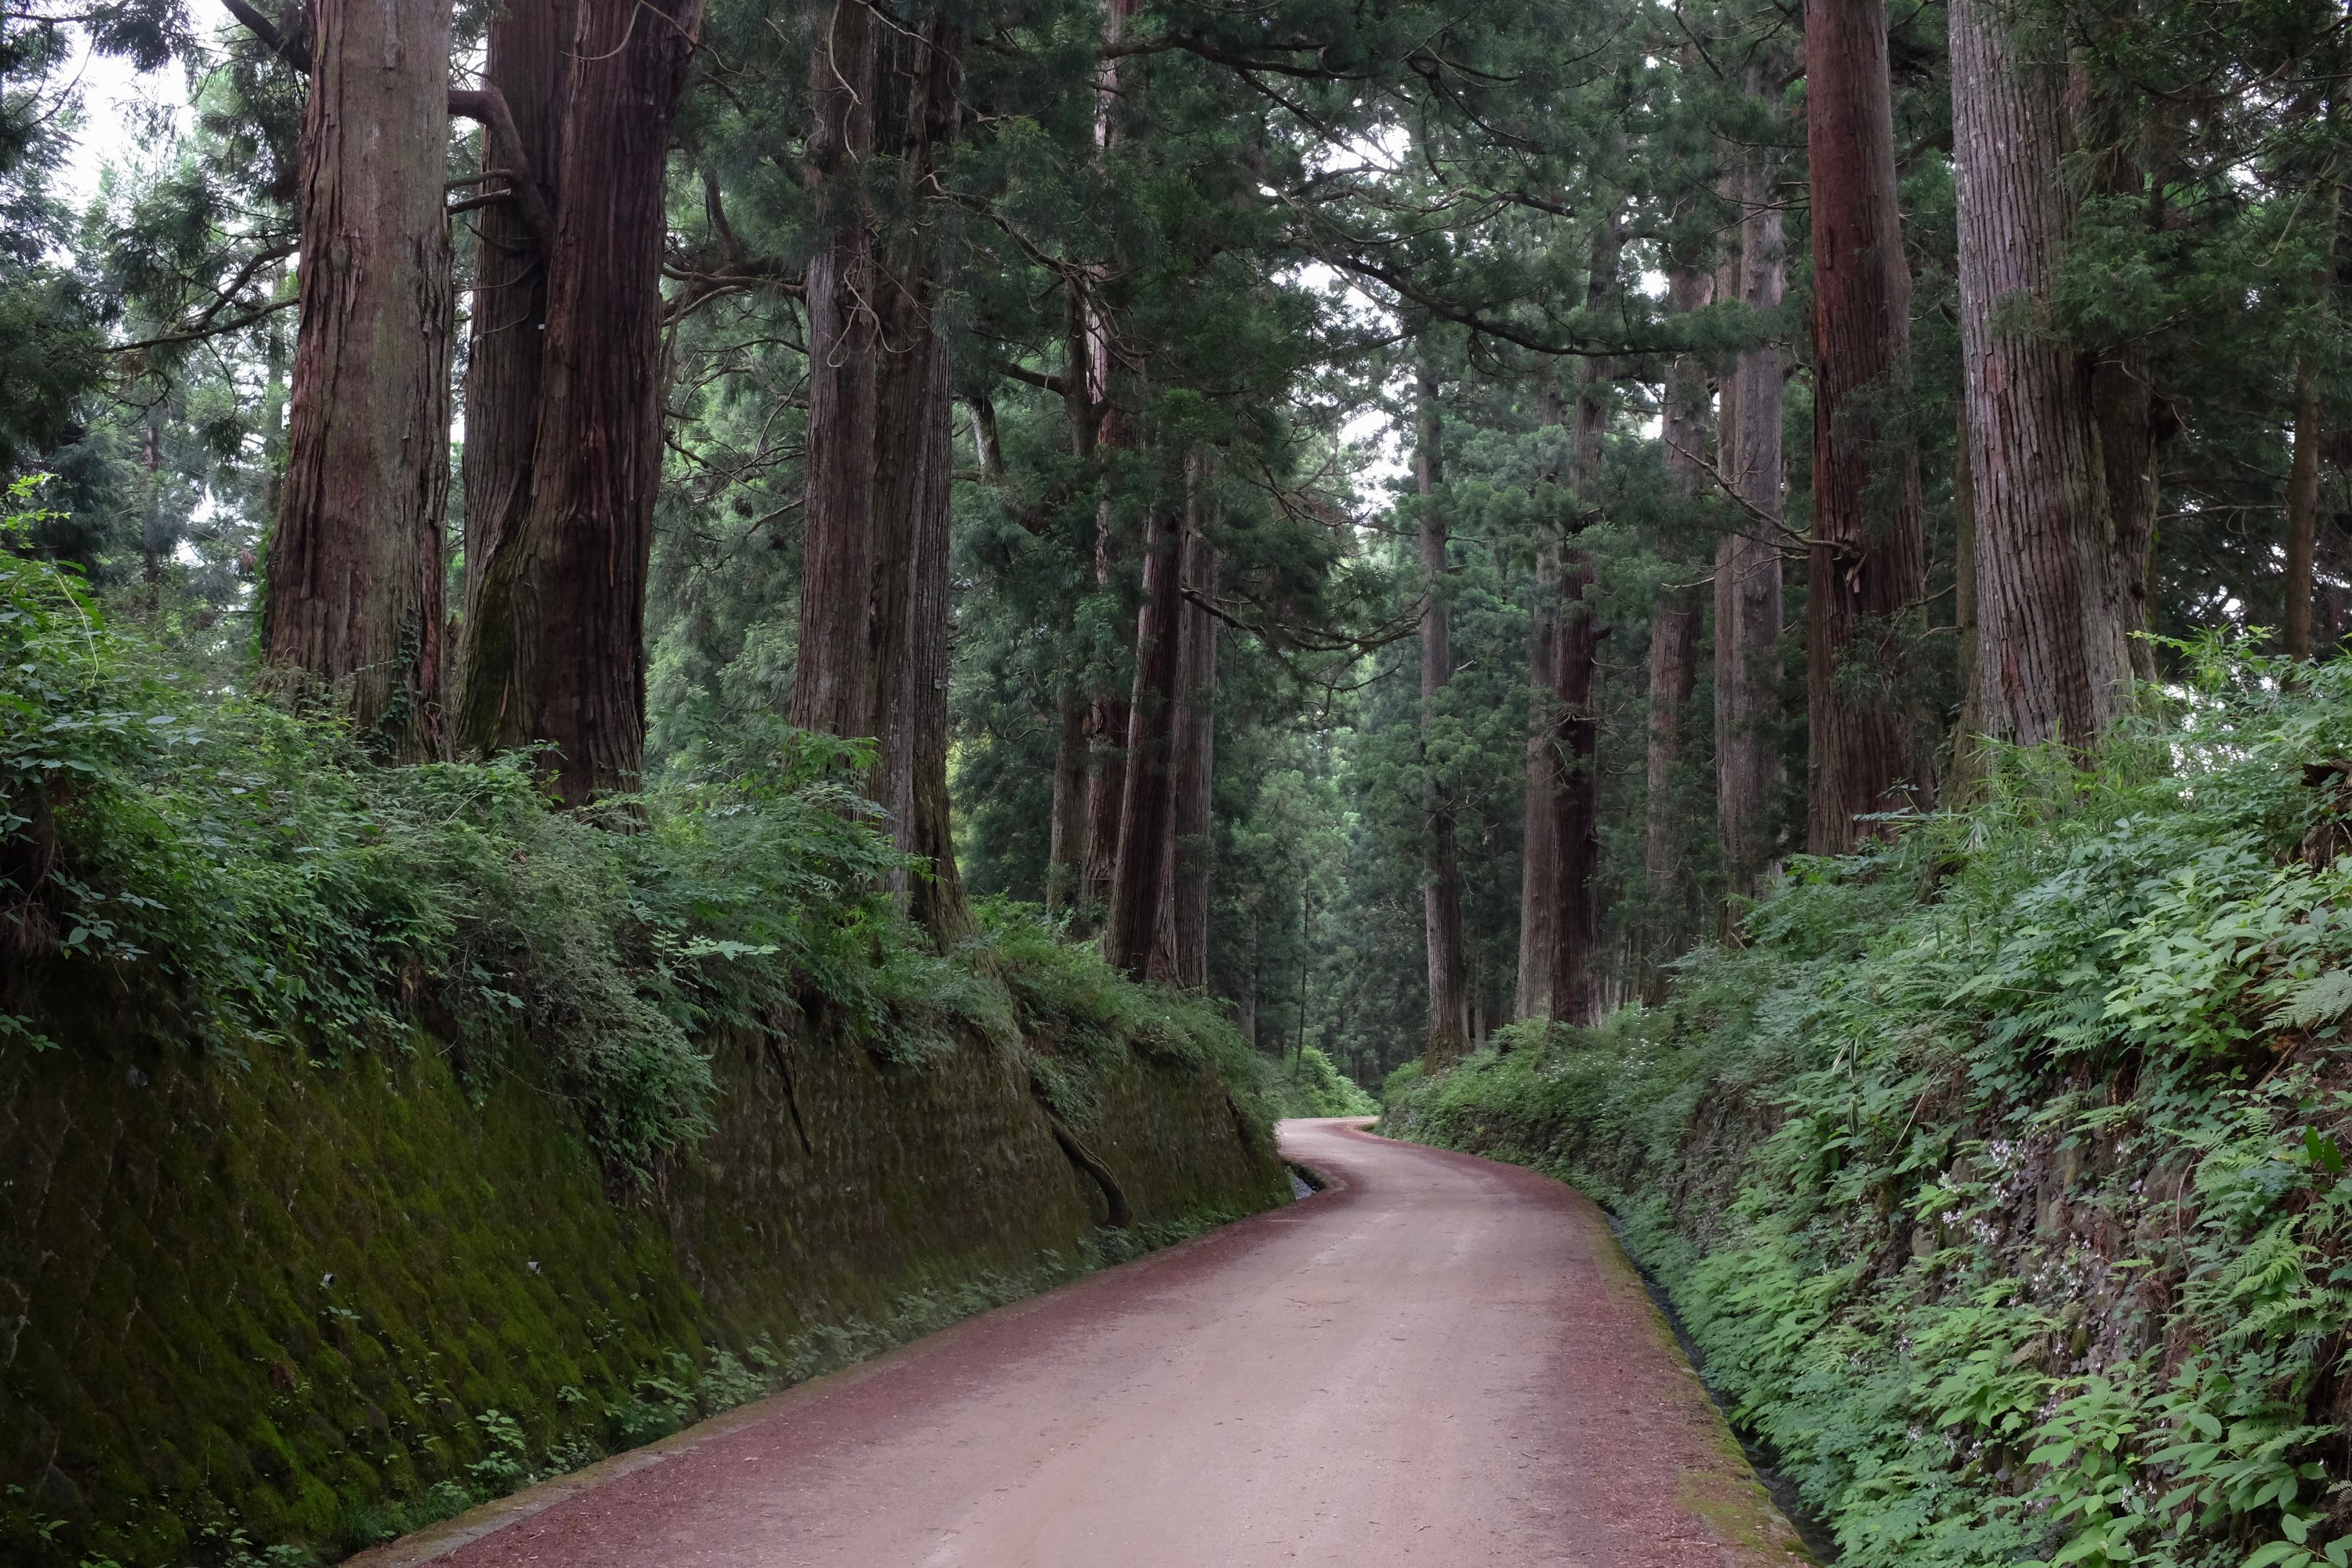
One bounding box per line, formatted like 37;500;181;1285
1416;349;1469;1066
1149;502;1217;989
1643;263;1711;988
1046;675;1089;914
457;0;571;683
263;0;455;760
788;0;880;745
1952;0;2134;747
1544;220;1622;1026
1514;509;1562;1023
2288;351;2324;662
1078;0;1142;930
1104;468;1187;978
452;0;698;804
1717;75;1787;909
1806;0;1927;852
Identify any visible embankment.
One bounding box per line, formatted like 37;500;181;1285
1385;655;2352;1567
2;978;1284;1566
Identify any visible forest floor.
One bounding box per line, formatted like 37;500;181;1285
347;1120;1810;1567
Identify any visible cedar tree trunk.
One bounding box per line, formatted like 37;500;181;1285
1806;0;1926;852
1149;512;1217;988
453;0;699;801
458;0;570;655
2288;351;2324;661
1416;351;1469;1065
264;0;455;760
1717;86;1788;906
1952;0;2134;746
1104;468;1187;978
1643;263;1710;986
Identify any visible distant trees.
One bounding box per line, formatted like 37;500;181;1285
28;0;2352;1087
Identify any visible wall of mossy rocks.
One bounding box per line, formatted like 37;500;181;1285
0;984;1287;1566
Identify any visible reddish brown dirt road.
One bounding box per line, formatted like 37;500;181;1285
372;1120;1809;1567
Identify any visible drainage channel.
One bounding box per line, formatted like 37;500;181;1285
1602;1213;1841;1565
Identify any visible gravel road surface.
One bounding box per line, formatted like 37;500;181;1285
361;1118;1811;1567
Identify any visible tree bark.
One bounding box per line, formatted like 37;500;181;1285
1546;223;1623;1025
1947;398;1987;793
452;0;699;802
869;9;972;946
1717;82;1787;908
1077;0;1142;929
1046;674;1089;914
1513;516;1562;1023
263;0;455;760
1552;548;1602;1029
2288;350;2325;662
1105;462;1189;978
1644;263;1710;988
1149;511;1217;989
1951;0;2134;747
1806;0;1926;852
457;0;570;669
1416;349;1469;1065
788;0;880;745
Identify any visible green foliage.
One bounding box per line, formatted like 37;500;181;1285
1;482;1283;1185
1385;642;2352;1567
1262;1044;1380;1119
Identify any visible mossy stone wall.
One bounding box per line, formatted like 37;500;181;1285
0;999;1285;1566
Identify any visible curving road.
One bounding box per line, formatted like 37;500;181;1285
359;1120;1812;1568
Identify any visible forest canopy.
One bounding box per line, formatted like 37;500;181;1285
5;0;2350;1089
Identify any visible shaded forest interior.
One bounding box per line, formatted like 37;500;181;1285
8;0;2351;1087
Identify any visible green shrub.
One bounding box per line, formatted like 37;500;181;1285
1262;1044;1378;1118
0;481;1273;1181
1387;636;2352;1568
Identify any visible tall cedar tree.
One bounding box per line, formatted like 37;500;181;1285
1416;347;1470;1064
1951;0;2135;745
261;0;455;760
452;0;700;802
1716;62;1788;905
789;0;974;944
1804;0;1927;851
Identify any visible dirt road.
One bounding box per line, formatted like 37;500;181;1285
372;1120;1810;1567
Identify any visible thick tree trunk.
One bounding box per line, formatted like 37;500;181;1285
869;12;971;946
1046;675;1089;914
1643;263;1710;988
1416;352;1469;1065
787;0;879;745
453;0;698;802
1149;518;1217;988
1077;0;1142;931
1552;546;1602;1028
1947;400;1987;793
897;322;973;946
1951;0;2134;747
1717;102;1787;908
1642;586;1698;976
458;0;570;659
1806;0;1927;852
770;2;971;939
263;0;455;760
1514;522;1562;1022
1104;467;1188;978
2288;351;2324;661
1543;224;1621;1027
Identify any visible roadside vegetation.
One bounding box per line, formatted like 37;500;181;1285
1;477;1285;1178
1388;643;2352;1567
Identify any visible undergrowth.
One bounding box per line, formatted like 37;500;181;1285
1261;1044;1379;1119
0;474;1279;1177
1386;636;2352;1567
